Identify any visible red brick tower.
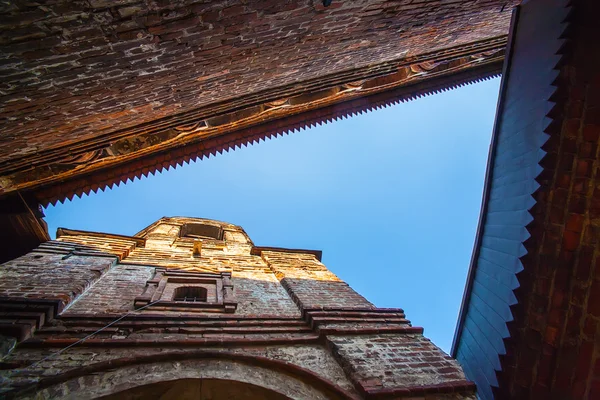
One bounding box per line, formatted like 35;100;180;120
1;217;474;399
0;1;517;263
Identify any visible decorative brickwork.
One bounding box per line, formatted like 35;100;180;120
0;217;474;399
0;0;517;202
0;248;116;309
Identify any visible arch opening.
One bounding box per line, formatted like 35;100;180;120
98;378;291;400
27;356;353;400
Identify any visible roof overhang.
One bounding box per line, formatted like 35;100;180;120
0;0;518;205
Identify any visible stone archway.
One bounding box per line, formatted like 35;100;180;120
22;354;356;400
99;378;290;400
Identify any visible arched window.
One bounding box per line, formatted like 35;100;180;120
173;286;208;302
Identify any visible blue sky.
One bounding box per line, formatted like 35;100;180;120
44;77;500;353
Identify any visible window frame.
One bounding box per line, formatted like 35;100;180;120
134;269;236;313
172;286;208;302
179;223;224;241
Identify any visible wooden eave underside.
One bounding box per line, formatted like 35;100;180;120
451;1;573;398
14;41;505;207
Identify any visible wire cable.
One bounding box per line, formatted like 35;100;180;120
22;300;162;370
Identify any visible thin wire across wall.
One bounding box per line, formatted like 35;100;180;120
22;300;162;371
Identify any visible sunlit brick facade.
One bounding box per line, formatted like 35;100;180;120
0;217;475;399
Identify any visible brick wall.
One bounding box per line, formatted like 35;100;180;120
231;274;301;317
0;0;515;166
3;348;355;399
0;0;516;202
261;251;374;311
0;241;117;341
328;334;475;398
62;264;154;315
57;219;301;318
62;266;301;318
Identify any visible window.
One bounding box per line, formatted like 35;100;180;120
173;286;207;302
180;223;223;240
134;270;236;313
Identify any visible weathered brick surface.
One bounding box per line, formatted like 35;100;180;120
25;55;504;207
328;334;474;398
233;275;301;317
0;246;115;308
0;0;516;201
0;217;475;398
63;267;301;317
262;251;374;310
58;218;301;318
22;358;341;400
3;344;354;391
0;0;515;165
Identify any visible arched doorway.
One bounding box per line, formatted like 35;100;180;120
99;378;290;400
21;355;356;400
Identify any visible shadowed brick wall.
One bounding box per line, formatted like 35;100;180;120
0;0;515;163
0;0;517;202
0;245;116;310
328;334;473;395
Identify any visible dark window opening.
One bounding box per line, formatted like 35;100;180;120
173;286;208;302
180;223;223;240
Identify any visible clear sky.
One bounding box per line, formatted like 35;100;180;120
43;77;500;353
